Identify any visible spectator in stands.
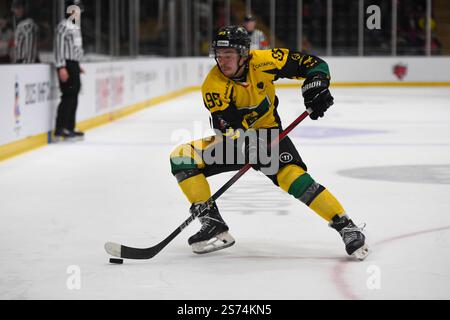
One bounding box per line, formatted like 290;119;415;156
300;35;312;53
242;14;269;50
0;15;14;63
417;14;442;55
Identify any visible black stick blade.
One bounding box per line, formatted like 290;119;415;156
104;241;162;260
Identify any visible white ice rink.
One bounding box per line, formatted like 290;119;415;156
1;87;450;300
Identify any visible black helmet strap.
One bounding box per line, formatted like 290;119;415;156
232;58;249;82
214;49;249;81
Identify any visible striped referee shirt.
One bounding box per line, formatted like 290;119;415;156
54;19;84;68
14;18;39;63
249;29;270;50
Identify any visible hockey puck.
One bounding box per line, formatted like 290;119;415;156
109;258;124;264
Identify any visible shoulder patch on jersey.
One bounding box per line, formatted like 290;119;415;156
271;48;286;61
290;53;302;61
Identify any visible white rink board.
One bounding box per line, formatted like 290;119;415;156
76;58;216;122
276;56;450;84
0;58;216;146
0;64;59;145
1;56;450;147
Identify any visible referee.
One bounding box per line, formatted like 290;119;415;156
243;15;269;50
11;0;39;64
54;0;85;140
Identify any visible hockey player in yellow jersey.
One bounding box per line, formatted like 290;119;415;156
170;26;370;260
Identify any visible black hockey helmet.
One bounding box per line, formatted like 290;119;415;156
11;0;29;16
211;25;251;58
244;14;256;23
11;0;28;11
11;0;25;8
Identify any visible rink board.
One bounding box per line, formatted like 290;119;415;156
1;56;450;161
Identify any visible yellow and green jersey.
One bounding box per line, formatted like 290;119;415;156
202;48;330;131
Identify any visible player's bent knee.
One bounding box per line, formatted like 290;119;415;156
170;143;199;177
277;164;325;205
170;142;206;175
173;168;202;183
277;165;307;193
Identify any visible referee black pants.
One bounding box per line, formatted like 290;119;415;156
55;60;81;133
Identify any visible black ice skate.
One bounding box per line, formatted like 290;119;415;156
53;129;76;142
53;129;83;142
188;202;235;254
330;215;370;260
71;130;85;140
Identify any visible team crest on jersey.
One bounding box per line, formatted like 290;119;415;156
393;63;408;81
280;152;293;163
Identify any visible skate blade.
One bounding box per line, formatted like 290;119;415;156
52;136;80;143
352;244;370;261
192;232;235;254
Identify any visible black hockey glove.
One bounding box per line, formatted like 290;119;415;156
302;74;334;120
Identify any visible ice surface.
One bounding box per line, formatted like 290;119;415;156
1;87;449;299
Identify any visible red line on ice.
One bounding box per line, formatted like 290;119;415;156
331;225;450;300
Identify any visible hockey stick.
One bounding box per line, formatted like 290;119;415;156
105;108;312;260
